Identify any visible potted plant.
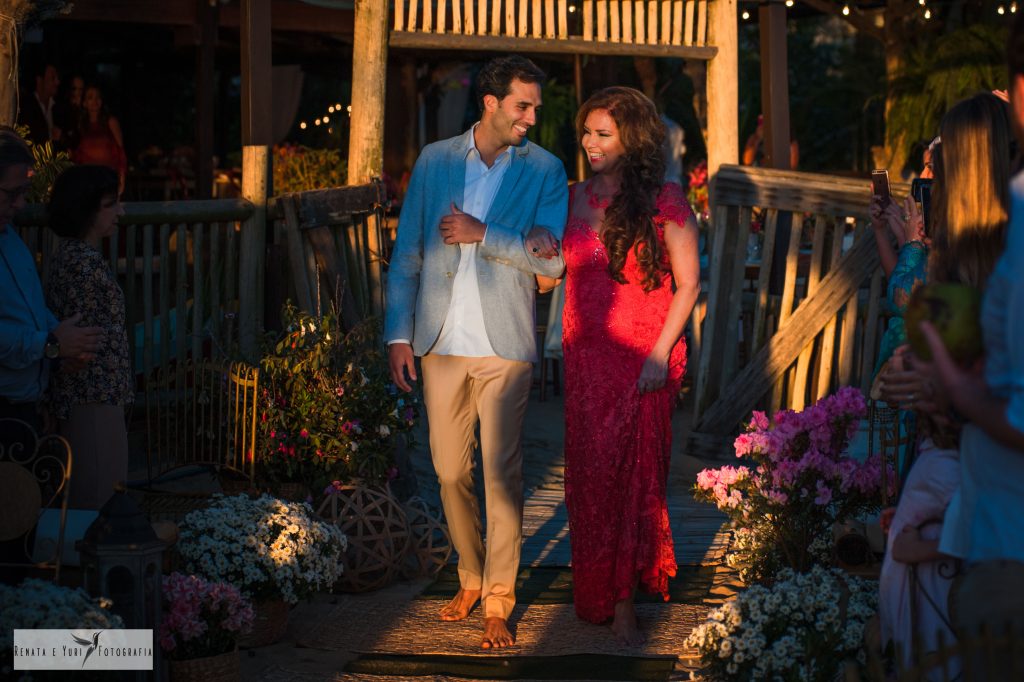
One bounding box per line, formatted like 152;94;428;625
686;565;877;681
257;303;420;496
695;387;892;583
0;578;124;677
175;493;347;646
160;573;254;681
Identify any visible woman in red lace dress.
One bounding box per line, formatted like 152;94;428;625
561;87;701;645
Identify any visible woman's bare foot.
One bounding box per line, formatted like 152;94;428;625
481;617;515;649
439;588;481;621
610;599;646;647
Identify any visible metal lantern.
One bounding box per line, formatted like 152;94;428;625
77;492;165;632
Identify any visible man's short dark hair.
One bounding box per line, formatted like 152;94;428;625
475;55;546;112
48;165;119;239
0;127;34;171
1010;11;1024;80
27;61;54;83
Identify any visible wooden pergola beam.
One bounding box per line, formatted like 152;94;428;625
389;31;719;60
60;0;355;35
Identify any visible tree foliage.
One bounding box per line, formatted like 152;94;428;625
886;23;1009;158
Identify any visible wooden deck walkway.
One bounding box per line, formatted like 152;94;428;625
520;485;731;568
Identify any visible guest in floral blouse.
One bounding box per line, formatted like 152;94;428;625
46;165;131;510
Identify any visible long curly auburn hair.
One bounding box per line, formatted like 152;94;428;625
576;87;667;291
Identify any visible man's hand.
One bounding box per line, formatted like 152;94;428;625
526;226;559;259
388;343;417;393
53;313;102;360
439;203;486;245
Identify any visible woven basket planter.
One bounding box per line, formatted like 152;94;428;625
168;647;240;682
238;598;289;648
401;496;451;578
273;482;310;503
317;483;410;593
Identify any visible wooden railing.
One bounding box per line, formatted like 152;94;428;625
688;166;906;457
391;0;717;58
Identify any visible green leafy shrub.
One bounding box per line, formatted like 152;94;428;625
272;144;346;194
257;303;420;490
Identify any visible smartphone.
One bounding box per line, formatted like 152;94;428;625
871;169;891;205
911;178;933;235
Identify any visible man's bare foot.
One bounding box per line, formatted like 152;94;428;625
439;588;481;621
610;599;646;647
481;617;515;649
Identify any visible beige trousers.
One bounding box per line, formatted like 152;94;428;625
421;353;532;619
60;403;129;510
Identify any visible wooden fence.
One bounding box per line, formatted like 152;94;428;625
391;0;717;58
16;192;384;482
688;165;907;457
17;199;256;385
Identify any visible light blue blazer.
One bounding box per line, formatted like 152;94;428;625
384;127;568;363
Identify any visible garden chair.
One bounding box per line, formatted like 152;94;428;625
139;358;259;521
0;418;72;582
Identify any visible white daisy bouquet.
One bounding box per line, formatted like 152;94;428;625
177;494;347;604
0;579;124;660
686;565;876;681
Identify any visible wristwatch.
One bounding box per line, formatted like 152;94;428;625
44;332;60;360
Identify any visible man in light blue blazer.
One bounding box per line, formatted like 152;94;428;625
386;56;567;649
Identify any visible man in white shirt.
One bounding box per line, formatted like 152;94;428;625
386;55;567;649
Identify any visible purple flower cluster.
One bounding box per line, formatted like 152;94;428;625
160;573;254;660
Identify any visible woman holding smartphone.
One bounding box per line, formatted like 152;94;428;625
876;92;1012;677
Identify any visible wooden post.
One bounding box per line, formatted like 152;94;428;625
759;0;791;172
240;146;268;360
705;0;738;181
196;0;218;199
0;14;16;127
241;0;272;147
239;0;271;359
348;0;389;186
759;0;794;296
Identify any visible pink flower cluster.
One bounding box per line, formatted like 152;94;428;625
160;573;254;658
696;387;889;513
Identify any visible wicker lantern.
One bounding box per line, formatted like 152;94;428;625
77;492;165;632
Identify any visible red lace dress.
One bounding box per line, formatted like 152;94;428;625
562;182;691;623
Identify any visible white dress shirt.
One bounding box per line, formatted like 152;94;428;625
430;136;513;357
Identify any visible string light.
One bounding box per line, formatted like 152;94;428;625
315;118;322;126
1011;2;1018;12
323;115;330;123
328;127;333;133
335;102;342;109
347;105;352;114
997;4;1004;13
741;9;750;19
568;4;576;12
785;0;793;7
300;121;307;129
328;105;335;113
842;4;849;14
924;7;931;18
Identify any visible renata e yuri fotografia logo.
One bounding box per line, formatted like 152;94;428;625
12;629;153;670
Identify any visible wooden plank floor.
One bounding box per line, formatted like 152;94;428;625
520;485;730;568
